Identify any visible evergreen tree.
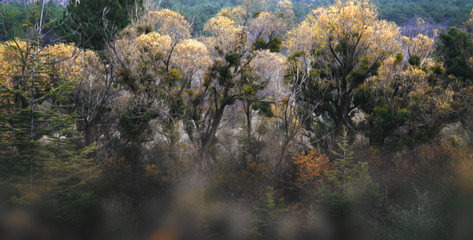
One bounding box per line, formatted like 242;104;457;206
252;186;286;239
0;1;97;209
62;0;143;50
437;27;473;85
332;126;355;194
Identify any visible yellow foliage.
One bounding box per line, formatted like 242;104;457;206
171;39;212;76
218;6;247;24
44;43;99;85
403;34;435;65
135;32;172;60
0;40;96;108
204;15;244;53
248;12;287;41
286;0;400;60
145;9;191;42
145;163;160;177
285;17;318;53
371;56;400;87
113;32;172;86
277;0;295;22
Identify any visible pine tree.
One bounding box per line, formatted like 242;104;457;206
330;125;374;197
0;1;97;206
62;0;144;50
332;126;355;194
252;186;286;239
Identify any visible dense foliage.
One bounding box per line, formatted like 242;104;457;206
0;1;64;41
159;0;473;32
62;0;144;50
374;0;473;25
1;1;473;239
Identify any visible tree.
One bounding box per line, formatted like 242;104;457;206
356;31;454;146
108;9;195;167
252;186;286;239
71;48;117;145
332;126;355;194
402;33;435;67
0;1;97;210
178;6;287;165
437;27;473;84
0;1;65;41
285;0;400;148
292;149;334;190
360;63;454;146
276;0;295;25
62;0;143;50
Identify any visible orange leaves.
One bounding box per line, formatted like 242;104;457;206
292;149;334;189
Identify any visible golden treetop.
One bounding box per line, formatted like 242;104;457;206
217;6;247;25
248;12;286;42
286;0;400;60
134;32;172;59
204;15;244;53
145;9;191;42
171;39;212;77
402;34;435;66
277;0;295;21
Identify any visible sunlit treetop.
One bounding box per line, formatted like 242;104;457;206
134;32;172;60
0;41;97;88
203;15;244;53
286;0;401;60
217;6;247;25
276;0;295;23
170;39;212;78
248;12;286;43
401;34;435;66
117;32;172;87
144;9;191;42
285;20;317;54
45;43;99;82
0;40;101;114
